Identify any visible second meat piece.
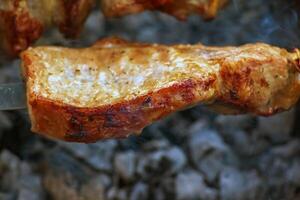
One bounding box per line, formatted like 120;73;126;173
0;0;227;58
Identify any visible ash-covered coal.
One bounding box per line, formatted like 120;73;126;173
1;0;300;200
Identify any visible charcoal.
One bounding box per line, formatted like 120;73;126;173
175;169;217;200
221;130;269;157
0;193;15;200
0;150;20;190
107;187;128;200
287;159;300;186
0;112;12;130
0;150;44;199
80;177;106;200
118;127;166;151
188;129;238;183
136;146;186;179
214;115;264;157
114;151;137;182
42;148;109;200
17;173;43;200
129;182;148;200
83;12;106;44
255;110;295;143
271;140;300;158
0;59;22;81
219;167;265;200
159;177;176;199
159;113;193;142
258;152;290;185
0;112;13;148
95;174;112;190
153;187;165;200
59;140;117;172
17;188;41;200
142;140;170;152
187;118;209;136
215;115;256;132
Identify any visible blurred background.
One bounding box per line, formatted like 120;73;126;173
1;0;300;199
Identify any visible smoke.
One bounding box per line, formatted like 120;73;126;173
224;0;300;47
206;0;299;47
256;0;300;48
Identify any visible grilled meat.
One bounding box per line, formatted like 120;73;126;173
101;0;228;20
0;0;227;57
0;0;94;57
21;37;300;142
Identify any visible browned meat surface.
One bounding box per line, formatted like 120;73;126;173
101;0;228;20
0;0;94;57
0;0;227;58
21;37;300;142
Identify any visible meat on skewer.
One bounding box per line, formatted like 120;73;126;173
0;0;94;57
101;0;228;20
21;37;300;143
0;0;227;57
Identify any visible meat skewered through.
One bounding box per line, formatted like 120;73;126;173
0;0;227;58
0;0;95;57
21;37;300;143
101;0;228;20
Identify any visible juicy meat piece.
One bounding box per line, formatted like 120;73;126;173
0;0;44;57
21;37;300;143
101;0;172;17
162;0;228;20
101;0;228;20
0;0;94;57
0;0;227;58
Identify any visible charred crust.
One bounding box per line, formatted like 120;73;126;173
103;109;124;128
142;96;152;108
87;115;93;122
178;80;196;103
69;116;82;130
119;106;129;114
220;62;253;102
65;116;86;140
202;76;217;90
229;90;239;100
26;75;217;142
218;60;259;112
65;130;86;140
260;78;269;87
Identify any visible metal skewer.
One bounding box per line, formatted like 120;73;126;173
0;83;27;110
